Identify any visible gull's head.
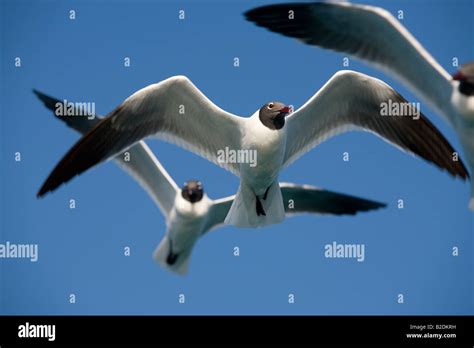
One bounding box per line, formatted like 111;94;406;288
258;101;291;130
453;62;474;97
181;180;204;203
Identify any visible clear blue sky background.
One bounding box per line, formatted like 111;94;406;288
0;0;472;315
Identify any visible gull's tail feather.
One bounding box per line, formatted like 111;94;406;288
225;181;285;228
153;235;191;276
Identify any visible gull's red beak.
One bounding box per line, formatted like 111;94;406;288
452;71;464;81
279;106;291;114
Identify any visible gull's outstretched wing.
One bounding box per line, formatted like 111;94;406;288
282;70;468;179
37;76;245;197
35;90;179;217
280;182;386;216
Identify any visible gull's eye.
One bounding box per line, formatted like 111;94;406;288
268;103;274;109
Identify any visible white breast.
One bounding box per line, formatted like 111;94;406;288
240;111;287;195
167;194;211;244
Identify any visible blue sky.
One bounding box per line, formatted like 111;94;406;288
0;0;472;315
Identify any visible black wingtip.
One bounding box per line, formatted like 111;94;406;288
32;88;47;101
243;7;261;21
244;4;278;22
445;149;470;181
34;88;66;199
34;104;135;199
359;200;387;214
244;3;290;20
33;89;61;111
244;3;325;44
37;173;71;199
37;182;52;198
460;164;470;180
244;3;311;22
36;188;47;199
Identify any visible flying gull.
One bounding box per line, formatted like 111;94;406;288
34;90;387;274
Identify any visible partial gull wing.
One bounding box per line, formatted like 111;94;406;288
280;182;386;216
37;76;245;197
202;182;387;232
283;71;468;179
34;90;179;217
203;196;235;232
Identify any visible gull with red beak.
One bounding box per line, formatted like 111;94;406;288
34;90;388;275
245;1;474;210
36;73;468;227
